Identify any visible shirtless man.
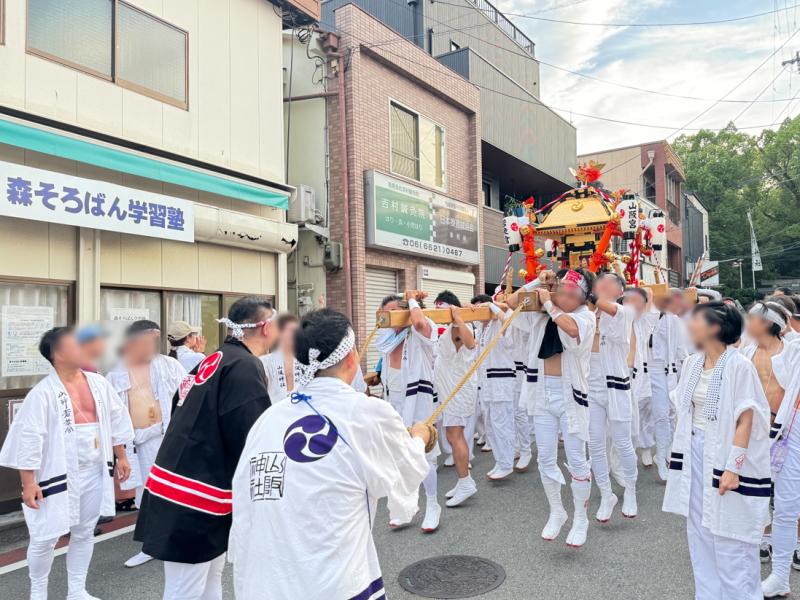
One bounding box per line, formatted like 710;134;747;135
106;320;186;568
506;268;596;547
739;301;790;565
0;327;133;599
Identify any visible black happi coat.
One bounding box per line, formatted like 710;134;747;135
134;338;271;563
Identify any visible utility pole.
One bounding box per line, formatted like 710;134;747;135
732;261;743;289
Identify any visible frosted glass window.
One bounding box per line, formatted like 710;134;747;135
419;116;445;188
117;3;187;103
391;104;419;180
27;0;113;76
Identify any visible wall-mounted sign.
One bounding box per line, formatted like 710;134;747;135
364;170;479;265
1;305;54;377
1;160;194;243
700;261;720;287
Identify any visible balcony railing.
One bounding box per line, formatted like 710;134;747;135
472;0;536;55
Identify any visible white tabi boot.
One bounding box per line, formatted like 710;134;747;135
515;451;533;471
420;494;441;532
446;477;477;507
124;551;154;568
653;436;670;482
622;479;637;518
566;483;591;548
488;465;514;480
595;481;618;523
444;454;455;467
541;480;568;541
640;447;653;467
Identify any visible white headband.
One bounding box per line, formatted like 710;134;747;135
296;327;355;387
749;303;789;330
216;309;276;340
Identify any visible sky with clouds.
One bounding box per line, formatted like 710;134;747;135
493;0;800;154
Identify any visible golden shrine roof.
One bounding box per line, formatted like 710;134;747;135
535;194;612;235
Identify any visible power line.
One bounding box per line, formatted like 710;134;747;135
430;1;800;27
710;221;800;251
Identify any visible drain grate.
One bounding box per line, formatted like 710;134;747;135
398;555;506;598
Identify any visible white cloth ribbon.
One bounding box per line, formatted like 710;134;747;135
296;328;355;387
216;310;276;340
749;302;789;330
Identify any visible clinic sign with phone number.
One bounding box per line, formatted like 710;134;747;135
1;160;194;243
364;170;479;265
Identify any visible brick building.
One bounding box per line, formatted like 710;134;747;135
284;3;482;370
579;141;686;286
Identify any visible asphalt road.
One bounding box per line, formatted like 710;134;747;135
0;444;788;599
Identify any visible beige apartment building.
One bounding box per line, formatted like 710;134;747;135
0;0;318;512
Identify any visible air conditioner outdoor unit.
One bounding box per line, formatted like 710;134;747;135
288;185;317;224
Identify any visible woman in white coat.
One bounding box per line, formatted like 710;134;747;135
663;301;771;600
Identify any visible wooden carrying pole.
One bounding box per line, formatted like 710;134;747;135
412;297;531;452
376;293;543;329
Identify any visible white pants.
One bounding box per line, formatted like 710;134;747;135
637;394;655;448
513;391;534;455
649;360;673;442
587;371;638;487
28;464;105;600
474;393;486;439
163;553;226;600
771;410;800;582
133;431;162;508
533;376;591;490
687;431;761;600
485;401;515;470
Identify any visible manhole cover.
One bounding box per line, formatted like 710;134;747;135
398;555;506;598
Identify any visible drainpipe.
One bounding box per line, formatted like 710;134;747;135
319;30;353;322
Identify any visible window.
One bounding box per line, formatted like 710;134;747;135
27;0;188;109
482;181;492;208
390;101;446;190
0;279;72;393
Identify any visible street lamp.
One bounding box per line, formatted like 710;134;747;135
732;261;743;289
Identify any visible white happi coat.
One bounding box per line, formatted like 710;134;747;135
435;324;478;418
512;294;595;441
507;308;530;396
106;354;186;490
379;319;438;427
261;350;368;402
649;311;688;391
767;338;800;444
260;349;303;404
631;310;659;401
229;377;429;600
475;318;516;403
0;372;134;542
662;351;771;544
594;304;637;420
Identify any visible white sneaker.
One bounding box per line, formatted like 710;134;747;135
124;551;153;568
595;483;617;523
446;478;477;507
421;495;441;532
640;447;653;467
622;480;637;518
515;452;532;471
488;466;514;480
444;454;455;467
762;574;791;598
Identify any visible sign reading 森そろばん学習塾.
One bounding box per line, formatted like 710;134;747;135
1;161;194;243
364;170;479;265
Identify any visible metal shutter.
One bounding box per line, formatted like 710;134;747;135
420;279;475;306
364;269;398;394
